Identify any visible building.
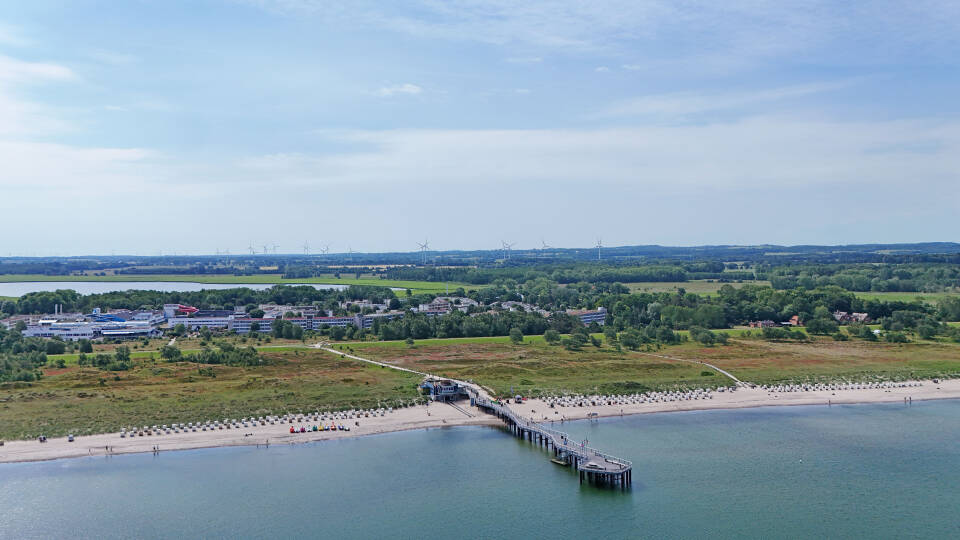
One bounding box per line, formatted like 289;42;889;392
22;321;96;341
748;320;778;328
358;312;404;329
311;316;359;329
566;307;607;326
231;318;272;334
833;311;872;324
781;315;802;327
166;316;233;331
420;377;469;401
417;296;478;314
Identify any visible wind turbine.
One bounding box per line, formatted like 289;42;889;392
501;240;515;260
262;244;269;255
595;238;603;261
302;241;310;255
248;243;256;255
417;239;430;265
272;244;280;254
320;245;330;255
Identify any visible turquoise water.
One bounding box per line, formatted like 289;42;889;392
1;401;958;539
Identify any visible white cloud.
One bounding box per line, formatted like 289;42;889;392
594;81;854;119
239;1;960;67
0;54;76;84
87;50;138;65
514;88;531;94
374;83;423;97
594;66;610;72
0;24;27;46
231;119;960;192
505;56;542;64
621;63;643;70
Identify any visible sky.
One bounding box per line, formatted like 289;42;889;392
1;0;958;256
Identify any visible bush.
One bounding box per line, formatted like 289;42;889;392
543;329;560;345
884;332;909;343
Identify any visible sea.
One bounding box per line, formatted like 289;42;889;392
1;400;957;539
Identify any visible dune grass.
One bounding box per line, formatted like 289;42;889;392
0;348;422;440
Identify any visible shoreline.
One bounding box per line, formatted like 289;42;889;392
2;379;958;465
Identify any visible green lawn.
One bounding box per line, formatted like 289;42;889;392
0;273;474;294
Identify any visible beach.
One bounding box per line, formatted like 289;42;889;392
2;378;958;464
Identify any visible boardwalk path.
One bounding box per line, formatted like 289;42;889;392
317;344;633;488
637;351;742;384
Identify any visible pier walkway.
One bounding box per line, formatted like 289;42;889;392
318;344;632;489
471;393;632;489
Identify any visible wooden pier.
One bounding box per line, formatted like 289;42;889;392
472;394;632;490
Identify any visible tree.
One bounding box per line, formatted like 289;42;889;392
114;346;131;363
161;345;181;361
603;325;618;343
78;339;93;353
543;329;560;345
620;328;642;350
45;339;66;355
806;317;838;335
249;309;265;319
509;327;524;344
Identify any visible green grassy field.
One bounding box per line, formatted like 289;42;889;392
344;340;726;397
661;337;960;384
625;280;771;295
0;348;422;440
341;332;960;394
0;274;473;294
851;291;958;303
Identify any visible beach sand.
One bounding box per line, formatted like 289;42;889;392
2;379;958;464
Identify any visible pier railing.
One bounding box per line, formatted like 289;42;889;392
472;393;632;471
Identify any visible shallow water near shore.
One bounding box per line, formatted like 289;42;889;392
1;400;958;539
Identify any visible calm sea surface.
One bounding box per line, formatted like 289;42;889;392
0;281;349;297
1;401;958;539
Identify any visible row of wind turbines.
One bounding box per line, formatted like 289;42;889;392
217;239;605;261
418;238;604;262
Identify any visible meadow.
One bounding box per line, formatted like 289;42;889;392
0;348;422;440
343;333;960;395
345;339;728;397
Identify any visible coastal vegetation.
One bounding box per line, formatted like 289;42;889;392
0;347;422;440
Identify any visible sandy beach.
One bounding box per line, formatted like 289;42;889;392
2;379;958;464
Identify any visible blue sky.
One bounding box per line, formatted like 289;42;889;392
1;1;958;256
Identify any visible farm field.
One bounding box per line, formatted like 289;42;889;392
624;280;770;295
0;274;472;294
0;348;421;440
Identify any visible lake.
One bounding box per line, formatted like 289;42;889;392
0;281;350;297
1;400;957;539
